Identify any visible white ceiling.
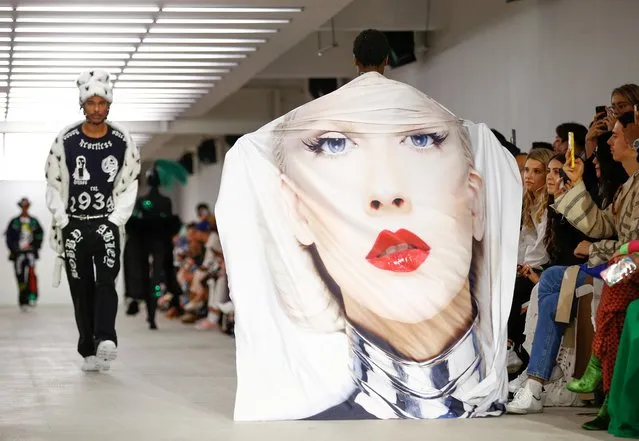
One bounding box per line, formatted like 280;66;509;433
0;0;433;158
0;0;354;138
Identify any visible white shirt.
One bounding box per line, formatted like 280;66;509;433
517;208;549;269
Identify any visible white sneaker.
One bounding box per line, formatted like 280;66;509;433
81;356;100;372
506;381;543;414
217;301;234;314
507;346;523;374
508;371;528;394
96;340;117;372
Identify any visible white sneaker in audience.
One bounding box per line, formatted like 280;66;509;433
81;356;100;372
218;301;234;314
506;380;543;414
508;371;528;394
507;346;523;374
184;300;204;312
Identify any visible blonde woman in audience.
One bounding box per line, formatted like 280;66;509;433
508;148;554;373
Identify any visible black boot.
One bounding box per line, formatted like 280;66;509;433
126;299;139;316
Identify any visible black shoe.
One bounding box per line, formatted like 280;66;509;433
148;321;158;330
126;300;139;316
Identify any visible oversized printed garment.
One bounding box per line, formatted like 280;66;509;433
216;72;522;421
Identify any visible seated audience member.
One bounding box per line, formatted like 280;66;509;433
161;222;196;317
566;111;639;431
183;219;224;321
507;111;639;415
509;148;554;372
552;122;588;155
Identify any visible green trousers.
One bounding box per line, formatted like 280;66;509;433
608;299;639;438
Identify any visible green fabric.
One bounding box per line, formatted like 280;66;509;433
608;299;639;438
620;243;630;255
155;159;188;190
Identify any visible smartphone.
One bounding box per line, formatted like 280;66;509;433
595;105;607;120
559;168;571;185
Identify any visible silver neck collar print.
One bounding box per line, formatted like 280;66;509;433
346;302;484;419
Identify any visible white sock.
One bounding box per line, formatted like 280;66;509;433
525;379;542;396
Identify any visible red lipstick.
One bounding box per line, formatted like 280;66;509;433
366;229;430;272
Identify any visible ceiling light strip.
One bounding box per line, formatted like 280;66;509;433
123;67;229;74
128;60;237;67
13;60;127;66
15;36;142;43
14;45;137;52
13;52;131;59
138;45;255;52
132;53;245;59
148;27;277;34
156;18;289;24
144;37;265;44
17;6;160;12
15;26;149;33
17;17;155;24
117;74;222;81
161;6;302;13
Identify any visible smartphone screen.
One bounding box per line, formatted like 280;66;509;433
595;106;607;121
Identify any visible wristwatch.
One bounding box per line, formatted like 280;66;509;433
633;139;639;151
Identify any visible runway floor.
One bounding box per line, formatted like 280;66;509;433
0;305;614;441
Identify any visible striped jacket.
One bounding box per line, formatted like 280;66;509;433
553;172;639;267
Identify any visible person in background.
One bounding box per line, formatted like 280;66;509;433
4;197;44;311
491;129;524;181
196;202;210;221
552;123;588;155
353;29;390;76
532;141;553;151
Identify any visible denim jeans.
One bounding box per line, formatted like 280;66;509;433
526;265;588;381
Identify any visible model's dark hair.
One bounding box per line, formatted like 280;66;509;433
617;110;635;128
353;29;390;67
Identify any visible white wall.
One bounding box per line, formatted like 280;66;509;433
178;161;225;223
388;0;639;151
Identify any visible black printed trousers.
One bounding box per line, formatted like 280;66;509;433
63;217;121;357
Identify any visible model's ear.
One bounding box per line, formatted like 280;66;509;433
468;168;485;241
280;174;314;246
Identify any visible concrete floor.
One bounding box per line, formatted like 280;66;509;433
0;305;616;441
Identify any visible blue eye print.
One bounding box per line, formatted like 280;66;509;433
302;133;354;156
402;132;448;150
